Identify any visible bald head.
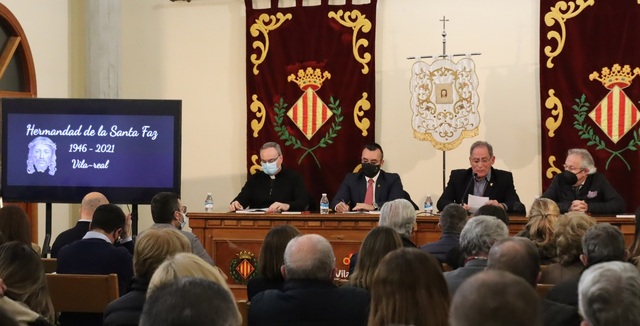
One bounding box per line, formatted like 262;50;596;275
80;192;109;220
283;234;335;281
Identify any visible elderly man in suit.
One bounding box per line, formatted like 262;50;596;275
437;141;525;214
331;143;406;213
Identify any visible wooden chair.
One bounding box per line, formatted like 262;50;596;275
41;258;57;274
46;273;119;313
236;300;249;326
536;283;555;299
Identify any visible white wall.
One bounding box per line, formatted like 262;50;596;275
2;0;543;242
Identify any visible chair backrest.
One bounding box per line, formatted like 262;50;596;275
236;300;249;326
41;233;51;258
46;273;119;313
41;258;57;274
536;283;555;299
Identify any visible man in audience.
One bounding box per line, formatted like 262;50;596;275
475;203;510;225
437;141;525;214
443;215;508;295
150;192;214;265
578;261;640;326
542;148;625;214
487;237;581;326
450;270;541;326
56;204;134;326
420;203;467;264
331;143;406;213
349;198;417;274
249;234;369;325
229;142;309;212
140;277;239;326
547;223;628;307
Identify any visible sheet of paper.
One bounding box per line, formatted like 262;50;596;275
468;194;489;213
235;208;268;214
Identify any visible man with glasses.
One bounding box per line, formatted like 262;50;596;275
542;148;624;214
437;141;525;214
229;142;309;212
331;143;406;212
150;192;214;265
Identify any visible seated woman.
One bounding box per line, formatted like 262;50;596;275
347;226;402;292
369;248;449;326
0;241;55;325
103;227;191;326
516;198;560;264
246;225;301;301
539;212;596;284
147;253;241;325
0;206;41;255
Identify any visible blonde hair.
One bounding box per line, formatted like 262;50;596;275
554;212;597;265
134;228;191;279
148;253;241;325
524;198;560;260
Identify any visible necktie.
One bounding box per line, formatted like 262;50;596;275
364;179;374;205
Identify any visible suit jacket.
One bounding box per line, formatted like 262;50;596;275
444;258;487;295
420;233;460;263
541;172;625;214
246;276;285;302
437;167;525;214
330;170;404;210
248;279;370;326
51;221;90;258
103;276;149;326
542;298;581;326
149;223;214;265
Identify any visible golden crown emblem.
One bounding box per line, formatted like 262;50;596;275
237;251;254;260
288;67;331;90
589;64;640;89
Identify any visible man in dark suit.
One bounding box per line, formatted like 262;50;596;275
249;234;370;326
331;143;405;212
56;204;134;326
437;141;525;214
51;192;109;257
420;203;468;263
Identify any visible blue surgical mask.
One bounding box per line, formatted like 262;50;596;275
262;161;278;175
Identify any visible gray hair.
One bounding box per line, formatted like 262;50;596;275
567;148;596;174
283;234;335;281
378;199;416;238
260;142;282;156
459;215;509;256
579;261;640;326
440;203;468;234
582;223;626;266
469;141;493;158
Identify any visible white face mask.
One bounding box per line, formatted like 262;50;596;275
179;212;187;230
262;161;278;175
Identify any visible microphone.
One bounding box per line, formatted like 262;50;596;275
460;172;478;205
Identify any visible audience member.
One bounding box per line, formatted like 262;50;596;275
103;228;191;326
487;237;581;326
578;261;640;326
444;215;508;295
369;248;449;326
348;226;402;291
542;148;625;214
450;270;541;326
421;203;467;264
0;298;53;326
437;141;525;214
547;223;628;307
540;212;596;284
628;207;640;268
150;192;214;265
51;192;110;258
0;242;55;324
140;277;239;326
249;234;369;326
247;224;301;301
474;203;510;225
349;198;417;274
0;206;41;255
331;143;406;213
230;142;309;212
516;198;560;264
56;204;133;326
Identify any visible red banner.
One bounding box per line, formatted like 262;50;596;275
245;0;377;207
540;0;640;212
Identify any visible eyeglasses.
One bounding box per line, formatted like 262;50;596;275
361;159;380;165
563;165;583;173
471;157;492;164
260;155;280;164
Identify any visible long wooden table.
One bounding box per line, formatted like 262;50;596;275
188;212;635;300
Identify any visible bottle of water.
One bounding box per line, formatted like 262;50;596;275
204;193;214;212
424;195;433;215
320;193;329;214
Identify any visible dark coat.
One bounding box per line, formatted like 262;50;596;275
246;276;284;302
542;172;625;214
232;167;309;211
437;167;525;213
50;221;90;258
103;277;149;326
330;170;405;210
420;233;460;263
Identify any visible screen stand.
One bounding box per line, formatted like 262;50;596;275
42;202;52;257
132;204;139;236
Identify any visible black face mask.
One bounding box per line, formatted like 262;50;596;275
361;163;380;178
560;170;578;186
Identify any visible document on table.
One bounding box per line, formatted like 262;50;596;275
235;208;268;214
468;194;489;214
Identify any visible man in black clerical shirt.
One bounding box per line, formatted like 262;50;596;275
229;142;309;212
